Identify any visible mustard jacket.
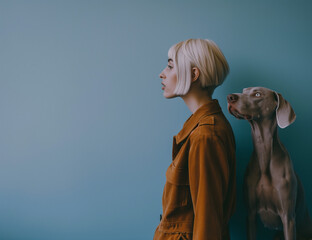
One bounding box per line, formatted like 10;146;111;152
153;99;236;240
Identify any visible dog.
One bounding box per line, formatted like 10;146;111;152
227;87;312;240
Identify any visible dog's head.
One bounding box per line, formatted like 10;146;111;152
227;87;296;128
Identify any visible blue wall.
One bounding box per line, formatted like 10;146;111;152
0;1;311;239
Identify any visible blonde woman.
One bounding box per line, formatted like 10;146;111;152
154;39;236;240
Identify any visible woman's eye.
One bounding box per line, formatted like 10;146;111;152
167;65;173;69
255;92;261;97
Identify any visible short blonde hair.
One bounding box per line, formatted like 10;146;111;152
168;39;229;95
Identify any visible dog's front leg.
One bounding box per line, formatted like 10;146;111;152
277;172;298;240
247;209;257;240
245;177;258;240
281;214;296;240
244;158;259;240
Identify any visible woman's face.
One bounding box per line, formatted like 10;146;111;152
159;58;178;99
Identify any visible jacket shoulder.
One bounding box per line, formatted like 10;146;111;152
198;115;215;126
190;113;235;146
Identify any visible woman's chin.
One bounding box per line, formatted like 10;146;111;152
164;94;177;99
163;91;178;99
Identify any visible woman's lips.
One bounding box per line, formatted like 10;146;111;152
161;83;165;90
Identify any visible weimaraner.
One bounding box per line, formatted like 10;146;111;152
227;87;312;240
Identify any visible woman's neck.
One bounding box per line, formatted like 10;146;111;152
181;90;213;114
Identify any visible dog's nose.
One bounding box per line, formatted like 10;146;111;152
227;94;239;103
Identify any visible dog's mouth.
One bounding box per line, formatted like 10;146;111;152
228;104;253;120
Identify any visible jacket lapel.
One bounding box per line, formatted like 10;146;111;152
172;99;222;160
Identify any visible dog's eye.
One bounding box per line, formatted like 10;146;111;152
255;92;261;97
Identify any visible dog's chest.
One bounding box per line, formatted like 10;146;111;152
256;175;283;230
256;175;279;208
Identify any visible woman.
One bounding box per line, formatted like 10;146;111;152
154;39;236;240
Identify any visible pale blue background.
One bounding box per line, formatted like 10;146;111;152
0;1;311;239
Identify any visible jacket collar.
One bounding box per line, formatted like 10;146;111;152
174;99;222;145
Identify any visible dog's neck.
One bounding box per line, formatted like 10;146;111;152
249;117;282;174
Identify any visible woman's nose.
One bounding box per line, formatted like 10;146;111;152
159;71;165;79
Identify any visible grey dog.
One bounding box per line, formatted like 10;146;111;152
227;87;312;240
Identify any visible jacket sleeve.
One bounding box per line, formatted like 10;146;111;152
188;134;229;240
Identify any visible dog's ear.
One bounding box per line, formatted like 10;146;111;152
274;91;296;128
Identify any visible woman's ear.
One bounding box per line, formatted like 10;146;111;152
191;67;200;82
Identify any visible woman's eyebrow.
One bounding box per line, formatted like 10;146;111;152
168;58;173;63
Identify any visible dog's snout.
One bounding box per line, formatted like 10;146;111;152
227;94;239;103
